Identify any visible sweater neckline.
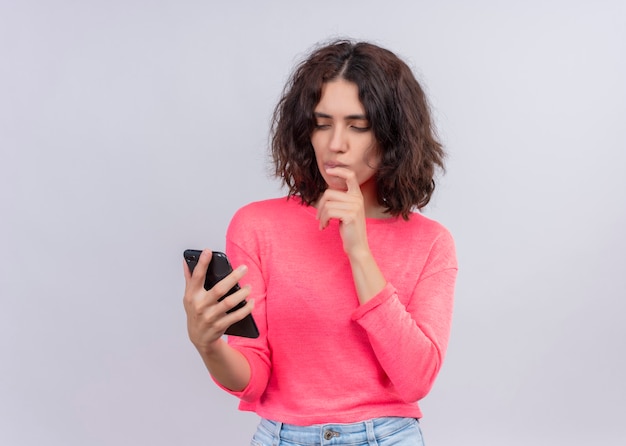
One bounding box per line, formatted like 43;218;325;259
286;196;404;225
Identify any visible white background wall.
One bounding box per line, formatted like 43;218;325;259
1;1;625;445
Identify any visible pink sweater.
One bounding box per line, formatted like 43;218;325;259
217;197;457;426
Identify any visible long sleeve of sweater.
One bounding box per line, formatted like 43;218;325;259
351;231;457;401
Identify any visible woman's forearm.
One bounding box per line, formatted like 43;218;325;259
348;248;387;305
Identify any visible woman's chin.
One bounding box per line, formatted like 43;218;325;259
326;183;348;192
325;178;348;191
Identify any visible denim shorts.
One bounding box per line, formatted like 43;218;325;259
250;417;424;446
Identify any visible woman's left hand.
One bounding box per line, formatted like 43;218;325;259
316;167;369;258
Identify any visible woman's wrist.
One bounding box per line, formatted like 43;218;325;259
348;249;386;304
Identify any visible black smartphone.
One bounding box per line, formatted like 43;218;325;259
183;249;259;339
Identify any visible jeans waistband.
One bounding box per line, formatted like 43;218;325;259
260;416;418;444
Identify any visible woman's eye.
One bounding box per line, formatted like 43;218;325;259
315;123;331;129
351;125;371;132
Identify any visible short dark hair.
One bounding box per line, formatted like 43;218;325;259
271;39;445;219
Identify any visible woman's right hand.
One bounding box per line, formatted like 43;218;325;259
182;249;254;355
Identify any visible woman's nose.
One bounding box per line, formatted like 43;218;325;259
329;127;347;152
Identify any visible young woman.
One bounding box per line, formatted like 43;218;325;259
183;39;457;445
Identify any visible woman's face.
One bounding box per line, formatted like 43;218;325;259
310;79;380;196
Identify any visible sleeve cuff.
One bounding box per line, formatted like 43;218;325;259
351;282;396;321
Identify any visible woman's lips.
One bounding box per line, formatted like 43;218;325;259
324;162;348;169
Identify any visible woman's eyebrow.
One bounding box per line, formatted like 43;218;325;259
313;112;332;119
313;111;368;120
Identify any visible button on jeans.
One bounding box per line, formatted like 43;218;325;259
250;417;425;446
